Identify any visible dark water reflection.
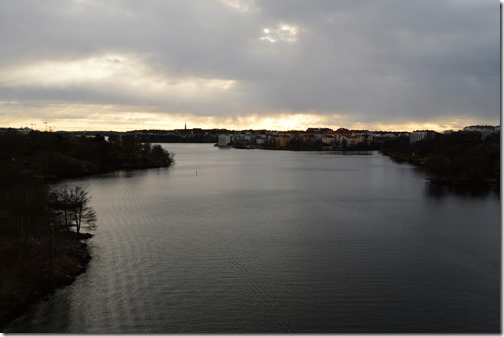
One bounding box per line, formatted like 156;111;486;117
4;145;501;333
425;183;498;199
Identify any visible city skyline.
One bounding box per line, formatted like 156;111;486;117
0;1;500;132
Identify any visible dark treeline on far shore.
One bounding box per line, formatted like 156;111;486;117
381;130;500;189
0;130;174;328
0;130;174;180
55;128;222;144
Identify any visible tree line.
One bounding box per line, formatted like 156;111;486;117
0;162;97;326
0;130;174;327
381;131;500;188
0;131;174;179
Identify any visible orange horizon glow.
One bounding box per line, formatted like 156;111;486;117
1;102;498;134
4;116;498;134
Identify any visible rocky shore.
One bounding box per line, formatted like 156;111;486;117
0;232;92;329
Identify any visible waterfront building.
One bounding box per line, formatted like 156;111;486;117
322;135;336;145
218;135;231;147
268;134;291;148
255;134;267;145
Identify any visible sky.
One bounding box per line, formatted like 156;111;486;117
0;0;500;132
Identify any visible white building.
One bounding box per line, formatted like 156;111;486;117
463;125;496;133
217;135;231;147
409;130;436;143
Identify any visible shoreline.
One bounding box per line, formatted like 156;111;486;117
382;152;500;191
0;232;92;330
0;134;176;331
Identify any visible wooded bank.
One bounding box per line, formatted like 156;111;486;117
381;131;500;189
0;131;174;329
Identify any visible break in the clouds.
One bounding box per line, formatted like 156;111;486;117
0;0;499;131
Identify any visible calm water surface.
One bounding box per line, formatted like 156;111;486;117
5;144;501;333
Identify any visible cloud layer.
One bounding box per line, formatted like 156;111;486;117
0;0;499;131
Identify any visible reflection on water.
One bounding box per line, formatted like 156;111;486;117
4;145;501;333
425;183;498;199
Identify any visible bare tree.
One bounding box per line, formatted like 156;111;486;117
49;186;97;234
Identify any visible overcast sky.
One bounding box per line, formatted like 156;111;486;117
0;0;500;131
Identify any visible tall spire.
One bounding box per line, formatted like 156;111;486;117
185;122;187;130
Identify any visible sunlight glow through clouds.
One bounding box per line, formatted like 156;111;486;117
260;23;301;43
1;56;133;86
0;1;497;132
1;100;485;133
0;54;236;95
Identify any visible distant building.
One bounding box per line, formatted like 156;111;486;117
306;127;332;134
217;134;231;147
409;130;436;143
321;135;335;145
346;134;365;146
255;134;267;145
233;133;254;143
463;125;499;138
463;125;496;133
268;134;290;148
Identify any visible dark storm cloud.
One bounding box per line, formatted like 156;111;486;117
0;0;499;128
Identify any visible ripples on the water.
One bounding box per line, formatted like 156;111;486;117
4;145;500;333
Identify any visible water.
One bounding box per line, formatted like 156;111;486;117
4;144;500;333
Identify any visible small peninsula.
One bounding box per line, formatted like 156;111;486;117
0;130;174;328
